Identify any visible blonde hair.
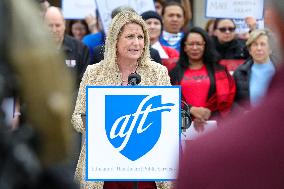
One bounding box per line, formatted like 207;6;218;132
103;11;151;68
246;28;272;48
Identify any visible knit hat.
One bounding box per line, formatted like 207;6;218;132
141;10;163;25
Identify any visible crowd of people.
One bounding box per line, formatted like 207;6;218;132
1;0;283;188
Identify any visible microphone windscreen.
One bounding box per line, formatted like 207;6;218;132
128;73;141;85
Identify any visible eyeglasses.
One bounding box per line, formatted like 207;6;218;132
185;42;205;48
217;27;236;33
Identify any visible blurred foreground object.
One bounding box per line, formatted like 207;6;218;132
8;0;74;165
177;1;284;188
0;0;77;188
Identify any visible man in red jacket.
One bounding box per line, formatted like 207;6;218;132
177;1;284;188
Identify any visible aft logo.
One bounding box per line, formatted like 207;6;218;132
105;95;174;161
86;86;180;181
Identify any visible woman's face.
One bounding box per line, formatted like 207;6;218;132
117;23;145;61
249;35;271;63
145;18;162;44
214;19;236;44
71;22;87;41
184;32;205;62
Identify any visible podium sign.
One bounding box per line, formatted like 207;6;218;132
86;86;180;181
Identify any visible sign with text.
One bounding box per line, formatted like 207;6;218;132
205;0;264;19
86;86;180;181
62;0;96;19
233;18;264;33
95;0;155;33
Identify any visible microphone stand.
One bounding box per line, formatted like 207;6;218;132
133;181;138;189
128;73;141;189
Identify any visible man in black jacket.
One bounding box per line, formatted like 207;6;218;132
44;6;89;174
44;6;90;86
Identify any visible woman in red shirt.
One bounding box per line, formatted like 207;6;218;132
170;27;235;126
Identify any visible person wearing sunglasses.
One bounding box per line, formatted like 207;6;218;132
213;18;249;60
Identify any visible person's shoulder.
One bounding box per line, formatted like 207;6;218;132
64;35;88;48
233;59;253;78
82;32;104;44
236;59;253;71
93;45;104;51
63;35;76;46
85;61;104;73
141;61;170;85
150;47;159;55
233;38;246;48
236;38;246;44
83;31;103;39
162;45;179;57
162;45;177;52
147;60;168;71
64;35;80;43
93;45;105;55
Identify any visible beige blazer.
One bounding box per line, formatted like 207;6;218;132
72;61;174;189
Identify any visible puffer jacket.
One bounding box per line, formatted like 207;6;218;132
213;37;249;60
233;58;253;106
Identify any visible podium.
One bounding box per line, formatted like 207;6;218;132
85;86;180;182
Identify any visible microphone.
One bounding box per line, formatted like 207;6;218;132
128;73;141;86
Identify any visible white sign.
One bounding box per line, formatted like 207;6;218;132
62;0;96;19
95;0;155;33
206;0;264;19
234;19;264;33
181;120;217;152
183;120;217;141
86;86;180;181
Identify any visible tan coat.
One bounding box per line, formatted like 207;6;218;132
71;60;173;189
72;10;174;189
